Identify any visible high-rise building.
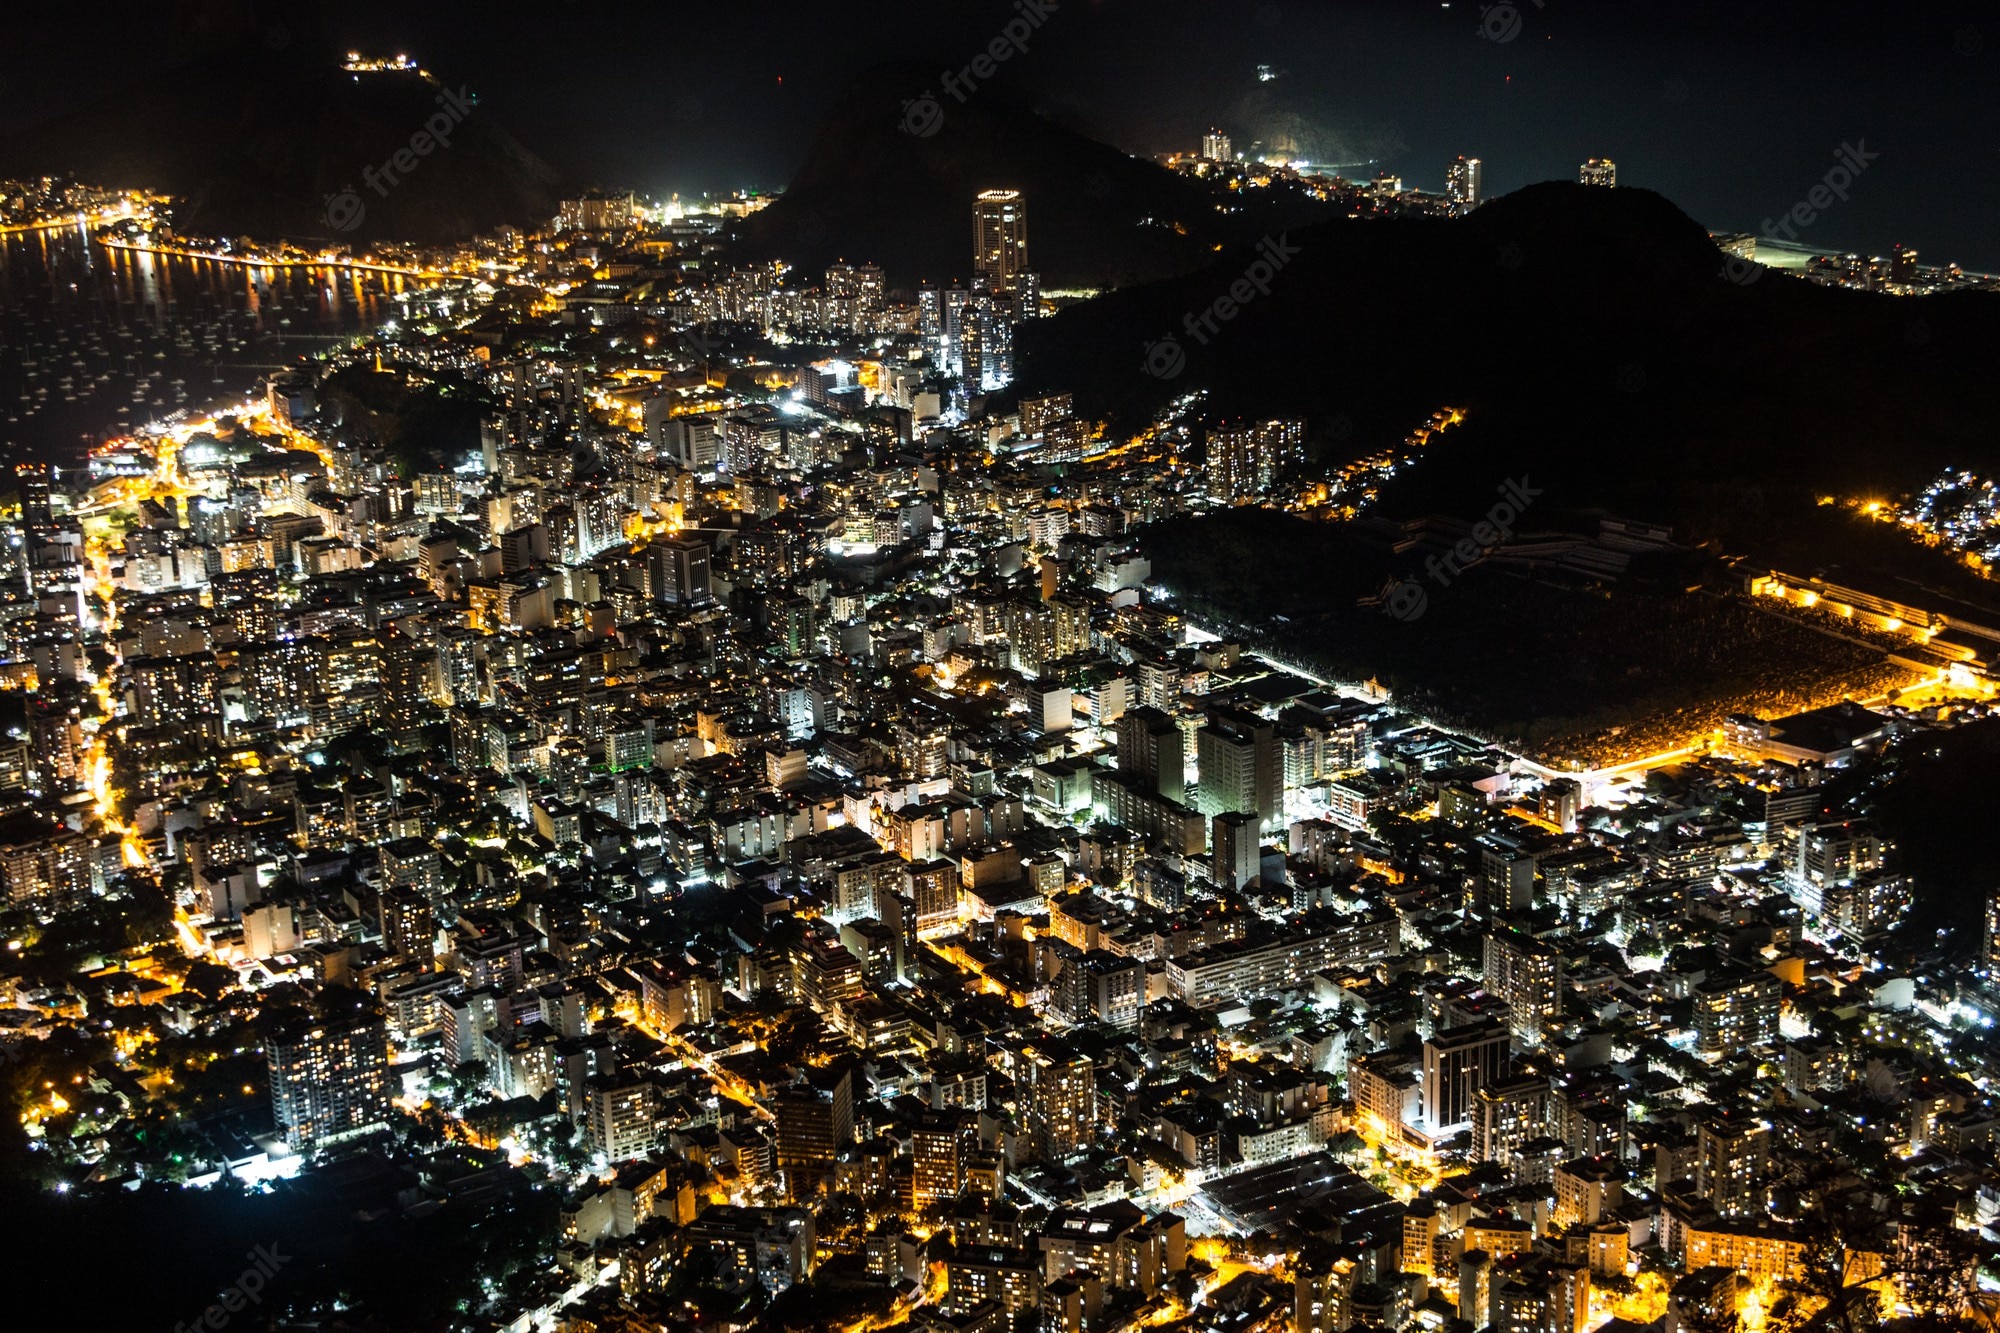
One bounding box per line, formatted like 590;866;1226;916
1196;705;1281;832
1202;128;1234;163
559;191;637;232
1447;156;1483;211
1483;927;1566;1043
1984;888;2000;975
15;464;52;526
653;414;721;470
1791;822;1886;916
824;261;886;324
776;1063;855;1198
1211;811;1262;891
687;1205;817;1295
1164;914;1399;1008
1553;1156;1623;1230
380;635;444;731
379;885;437;963
0;814;92;910
1473;1073;1551;1169
266;1010;393;1150
1692;968;1781;1058
1578;158;1617;188
911;858;962;935
1478;834;1539;917
1020;392;1074;438
650;534;712;606
946;1246;1043;1323
584;1076;659;1161
1115;706;1185;801
974;189;1029;293
1696;1112;1770;1218
1022;1039;1096;1160
1054;949;1145;1030
955;296;1015;388
1206;419;1304;503
1421;1019;1511;1134
1093;770;1207;858
911;1110;977;1208
1890;244;1919;284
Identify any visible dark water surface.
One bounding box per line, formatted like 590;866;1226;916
0;222;414;466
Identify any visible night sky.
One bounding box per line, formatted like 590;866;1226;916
4;0;1996;268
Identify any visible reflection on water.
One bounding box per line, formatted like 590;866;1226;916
0;221;413;466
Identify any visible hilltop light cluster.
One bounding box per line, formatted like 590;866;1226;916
1901;472;2000;570
3;178;2000;1333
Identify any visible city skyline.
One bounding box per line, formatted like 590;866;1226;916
4;0;1999;267
2;9;2000;1333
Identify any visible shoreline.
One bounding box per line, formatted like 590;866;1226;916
94;236;437;279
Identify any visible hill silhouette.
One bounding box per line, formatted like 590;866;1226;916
732;65;1336;290
1015;181;2000;553
1010;181;2000;770
1140;509;1921;768
3;36;562;246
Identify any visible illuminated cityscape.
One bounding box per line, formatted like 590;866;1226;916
2;6;2000;1333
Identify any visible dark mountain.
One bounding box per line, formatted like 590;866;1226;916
1854;715;2000;938
732;65;1336;290
1139;510;1917;768
1015;182;2000;554
3;36;561;246
1029;181;2000;768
